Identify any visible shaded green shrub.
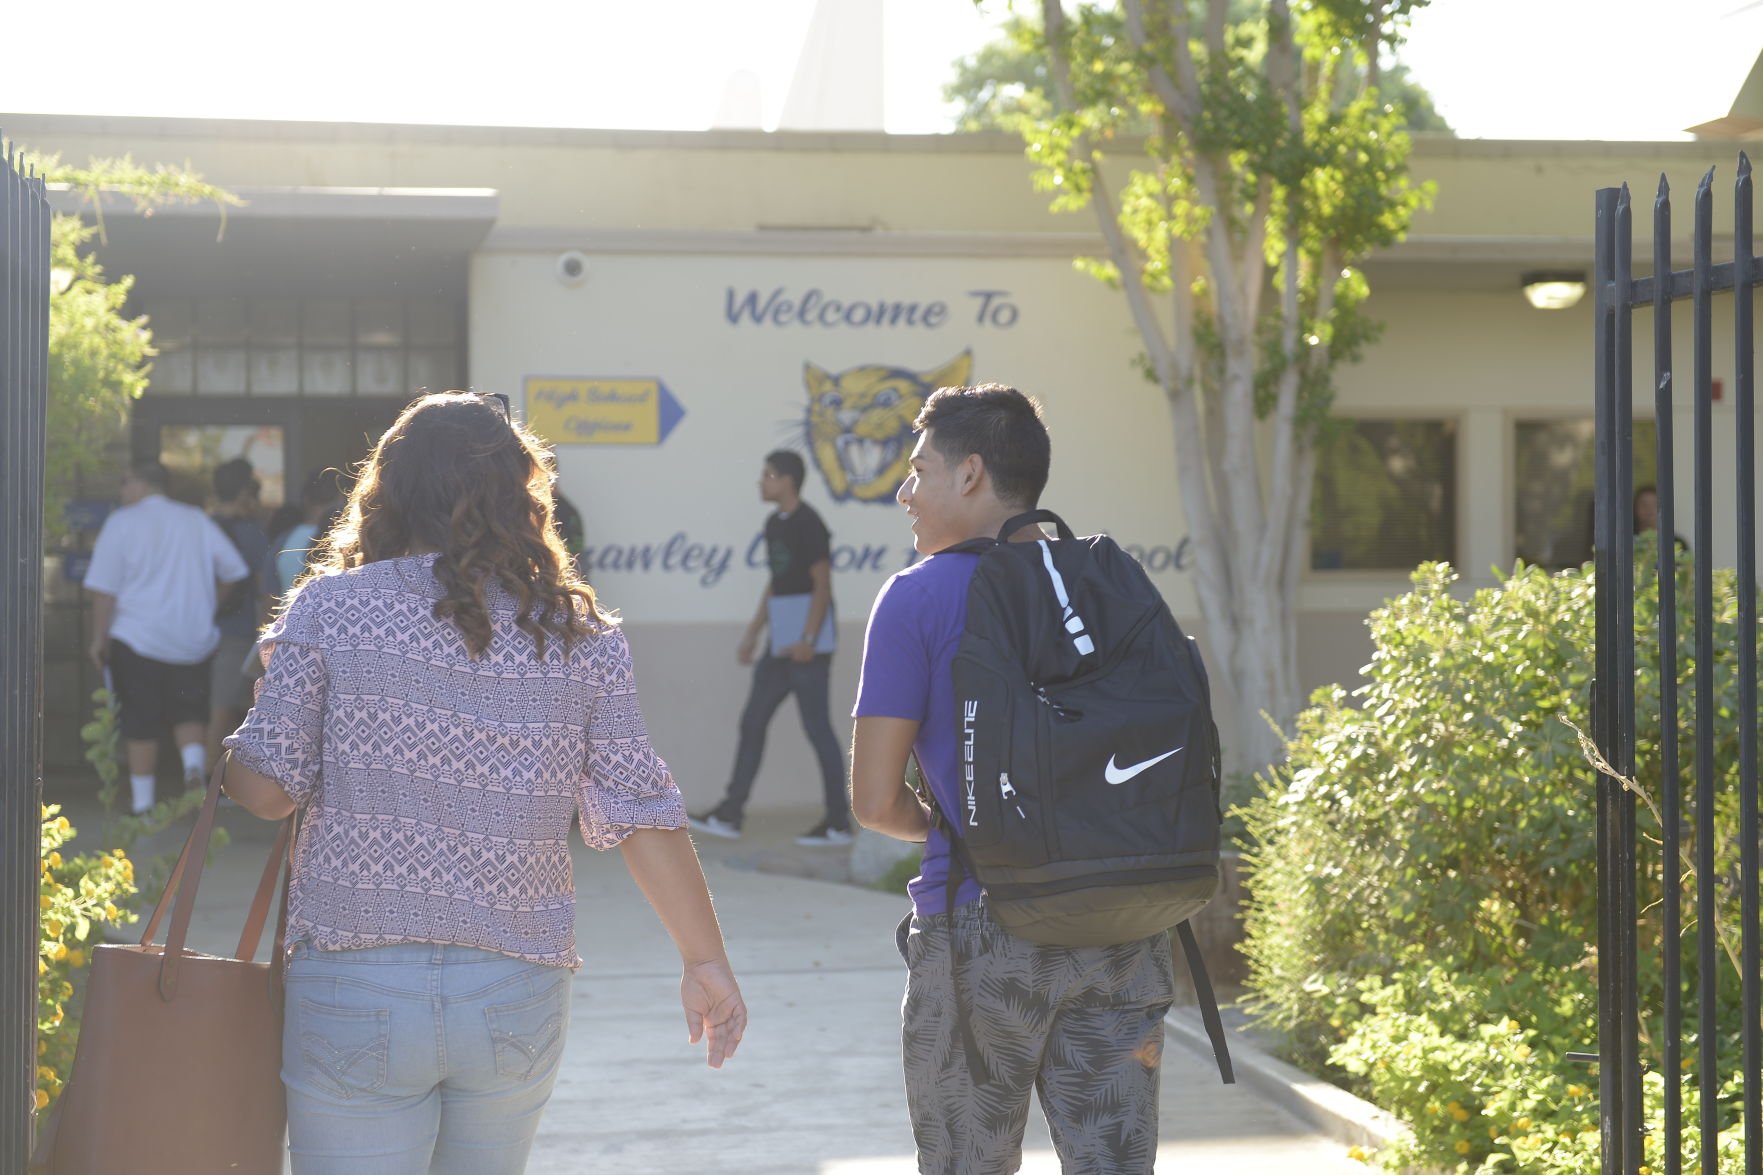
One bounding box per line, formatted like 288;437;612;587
1240;544;1758;1172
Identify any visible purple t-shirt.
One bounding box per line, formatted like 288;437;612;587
853;551;986;916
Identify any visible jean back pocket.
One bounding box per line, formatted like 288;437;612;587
485;977;570;1080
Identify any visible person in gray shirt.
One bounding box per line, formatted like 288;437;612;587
207;458;270;771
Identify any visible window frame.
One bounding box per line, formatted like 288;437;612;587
1507;408;1661;572
1303;409;1465;581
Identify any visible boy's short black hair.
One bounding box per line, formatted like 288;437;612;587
128;460;170;491
213;457;258;502
913;384;1050;509
765;449;807;492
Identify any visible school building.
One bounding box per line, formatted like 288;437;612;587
8;109;1757;809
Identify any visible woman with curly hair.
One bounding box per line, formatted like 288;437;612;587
221;391;745;1174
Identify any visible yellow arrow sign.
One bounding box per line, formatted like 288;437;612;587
525;377;685;446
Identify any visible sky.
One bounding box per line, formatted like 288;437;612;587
0;0;1760;141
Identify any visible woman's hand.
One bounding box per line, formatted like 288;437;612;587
681;958;746;1068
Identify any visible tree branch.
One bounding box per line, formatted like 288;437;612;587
1241;178;1273;326
1039;0;1178;384
1254;0;1312;588
1205;0;1228;59
1168;379;1240;705
1123;0;1196;127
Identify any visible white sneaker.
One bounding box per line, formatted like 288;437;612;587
688;812;742;840
796;821;854;847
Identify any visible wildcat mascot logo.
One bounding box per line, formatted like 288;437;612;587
802;351;972;504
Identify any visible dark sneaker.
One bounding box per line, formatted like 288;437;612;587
796;820;854;847
688;810;742;840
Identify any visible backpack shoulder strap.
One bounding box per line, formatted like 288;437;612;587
1175;920;1235;1084
998;509;1075;542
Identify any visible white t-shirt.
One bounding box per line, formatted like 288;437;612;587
84;494;251;665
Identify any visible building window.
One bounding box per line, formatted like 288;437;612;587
138;296;463;398
1514;418;1658;571
1310;419;1458;571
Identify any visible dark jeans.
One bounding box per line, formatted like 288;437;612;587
720;654;849;826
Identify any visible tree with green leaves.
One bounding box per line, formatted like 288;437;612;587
945;10;1451;135
35;155;237;542
975;0;1437;780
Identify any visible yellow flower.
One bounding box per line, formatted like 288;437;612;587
1567;1084;1587;1098
65;950;84;969
1504;1018;1521;1033
37;1039;45;1056
34;1089;47;1111
1450;1106;1471;1123
1455;1140;1471;1155
1514;1043;1532;1060
1488;1125;1499;1139
43;919;63;940
49;943;68;962
111;848;125;859
1426;1101;1442;1116
39;894;51;911
1347;1145;1368;1163
1514;1117;1531;1132
45;852;61;869
55;817;71;834
103;903;120;921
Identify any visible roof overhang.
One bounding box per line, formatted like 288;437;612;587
50;185;499;299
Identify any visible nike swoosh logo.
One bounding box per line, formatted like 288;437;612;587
1104;746;1184;785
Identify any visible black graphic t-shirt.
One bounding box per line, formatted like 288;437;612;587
766;504;832;595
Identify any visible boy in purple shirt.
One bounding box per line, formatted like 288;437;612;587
851;385;1175;1174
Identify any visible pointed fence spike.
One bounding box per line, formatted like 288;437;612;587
1699;165;1717;196
1741;150;1753;177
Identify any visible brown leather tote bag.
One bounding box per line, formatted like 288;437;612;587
31;758;292;1174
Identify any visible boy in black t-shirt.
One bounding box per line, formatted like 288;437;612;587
689;450;852;846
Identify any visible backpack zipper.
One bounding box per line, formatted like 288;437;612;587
998;771;1026;820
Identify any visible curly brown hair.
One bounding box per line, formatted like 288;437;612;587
300;390;609;658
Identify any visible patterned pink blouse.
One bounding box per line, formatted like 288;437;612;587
224;554;686;968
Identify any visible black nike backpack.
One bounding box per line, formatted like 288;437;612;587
928;509;1234;1082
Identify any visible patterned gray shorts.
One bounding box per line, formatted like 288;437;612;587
897;900;1175;1175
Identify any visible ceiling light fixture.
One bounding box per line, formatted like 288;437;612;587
1522;271;1588;310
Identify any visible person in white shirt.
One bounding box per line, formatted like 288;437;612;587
84;460;250;814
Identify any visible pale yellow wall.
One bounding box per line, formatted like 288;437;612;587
12;112;1760;810
10;114;1755;243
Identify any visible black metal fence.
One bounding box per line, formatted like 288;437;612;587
1594;156;1762;1173
0;136;51;1169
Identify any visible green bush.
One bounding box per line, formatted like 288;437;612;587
873;850;924;896
1240;545;1758;1172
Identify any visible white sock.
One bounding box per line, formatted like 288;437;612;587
181;743;206;780
130;774;155;814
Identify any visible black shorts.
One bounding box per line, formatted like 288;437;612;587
108;641;212;740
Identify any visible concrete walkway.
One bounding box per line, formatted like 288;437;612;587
75;800;1362;1173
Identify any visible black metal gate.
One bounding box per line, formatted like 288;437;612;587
0;137;50;1168
1594;155;1762;1173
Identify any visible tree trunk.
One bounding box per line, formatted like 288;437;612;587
1222;571;1295;789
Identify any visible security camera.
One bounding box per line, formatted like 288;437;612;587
555;251;589;287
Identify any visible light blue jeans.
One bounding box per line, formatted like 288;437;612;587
282;941;572;1175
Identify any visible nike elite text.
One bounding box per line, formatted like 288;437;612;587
963;700;979;827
